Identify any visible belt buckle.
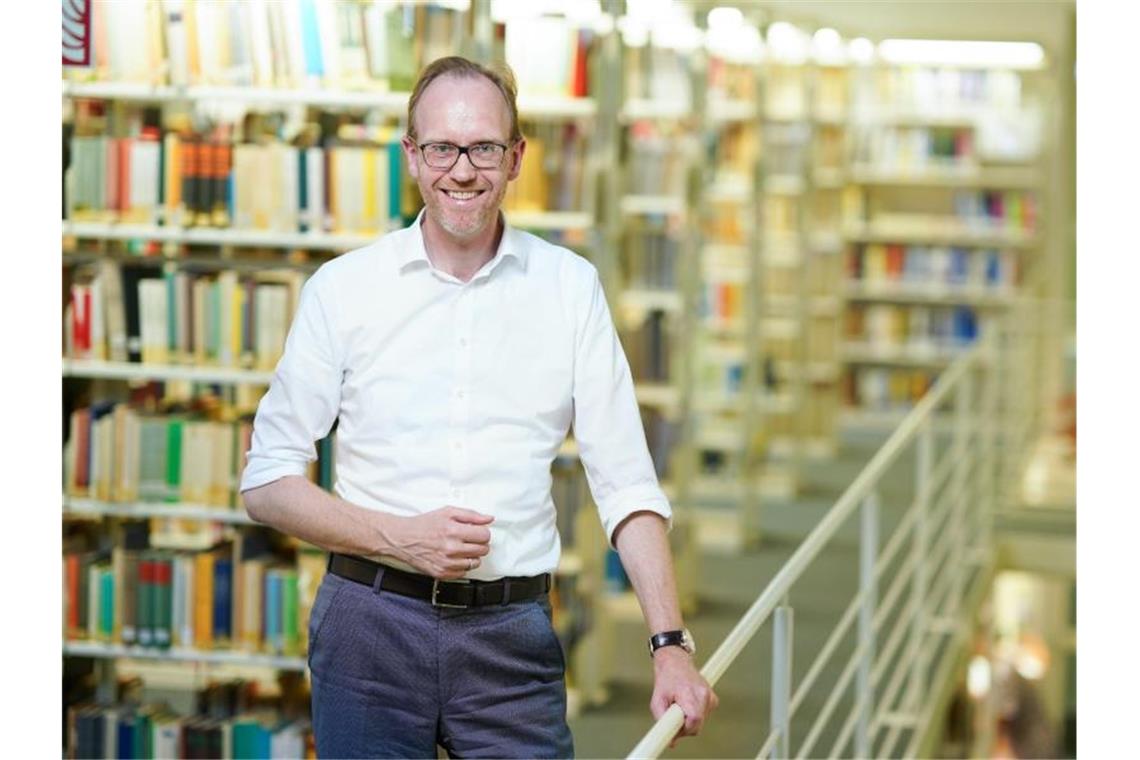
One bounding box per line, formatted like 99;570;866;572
431;579;469;608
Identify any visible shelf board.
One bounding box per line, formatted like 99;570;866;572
620;195;685;216
843;222;1037;248
63;221;380;251
634;383;681;410
848;107;985;128
64;80;410;113
841;341;972;367
63;640;308;671
516;95;597;119
845;282;1017;306
813;168;847;188
64;497;255;524
710;98;758;123
620;289;684;313
63;359;274;385
849;164;1040;189
621;99;690;121
706;174;753;204
765;175;806;195
601;590;644;623
505;210;594;231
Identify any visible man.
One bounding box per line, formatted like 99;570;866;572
241;56;716;759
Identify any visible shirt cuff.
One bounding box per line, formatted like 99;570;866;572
595;482;673;548
239;456;311;494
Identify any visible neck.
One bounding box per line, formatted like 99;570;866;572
421;213;504;283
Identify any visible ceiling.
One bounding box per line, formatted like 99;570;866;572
738;1;1076;65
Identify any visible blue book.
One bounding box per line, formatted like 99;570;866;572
299;0;324;77
298;150;309;232
116;715;135;760
266;570;283;654
213;558;233;642
604;550;630;593
952;307;978;345
948;247;969;285
388;141;403;225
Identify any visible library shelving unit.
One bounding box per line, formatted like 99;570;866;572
605;24;703;624
836;54;1047;433
687;11;766;554
61;1;621;744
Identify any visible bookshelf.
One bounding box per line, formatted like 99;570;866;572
610;26;703;617
61;1;621;740
838;56;1047;431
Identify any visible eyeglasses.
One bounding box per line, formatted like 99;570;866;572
417;141;510;170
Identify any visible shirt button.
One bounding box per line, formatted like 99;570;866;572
459;338;468;348
453;441;463;450
456;389;465;399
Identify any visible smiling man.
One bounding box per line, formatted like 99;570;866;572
240;56;716;759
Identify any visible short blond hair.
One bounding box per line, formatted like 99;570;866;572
406;56;522;143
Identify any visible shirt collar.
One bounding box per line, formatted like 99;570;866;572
398;209;529;277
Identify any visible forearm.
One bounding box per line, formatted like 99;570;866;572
612;510;684;634
242;475;396;557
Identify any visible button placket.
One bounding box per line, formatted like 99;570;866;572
449;287;475;502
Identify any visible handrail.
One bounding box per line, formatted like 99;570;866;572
628;335;1006;759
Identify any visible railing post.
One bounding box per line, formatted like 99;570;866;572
905;421;933;717
855;491;879;758
949;368;974;619
981;338;1000;555
770;603;794;759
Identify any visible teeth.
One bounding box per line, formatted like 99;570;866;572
446;191;478;200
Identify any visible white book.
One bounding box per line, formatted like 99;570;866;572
87;564;101;639
216;270;239;366
192;278;209;362
105;0;150;82
226;0;255;86
194;0;223;85
119;407;141;502
181;555;196;646
246;0;275;87
153;720;181;758
231;144;256;229
305;146;326;232
89;275;106;360
171;552;185;646
314;0;341;85
278;144;299;232
211;422;235;507
281;0;309;88
129;138;161;222
138;279;169;364
172;271;190;359
162;0;189;86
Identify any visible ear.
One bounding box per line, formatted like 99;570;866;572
506;137;527;182
401;135;421;181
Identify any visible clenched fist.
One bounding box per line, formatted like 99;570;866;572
386;506;494;579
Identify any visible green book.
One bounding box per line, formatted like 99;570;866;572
137;554;154;647
99;566;115;641
154;555;173;649
282;569;299;655
165;419;183;503
232;720;259;760
137;419;168;502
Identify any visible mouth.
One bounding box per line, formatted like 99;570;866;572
442;189;483;202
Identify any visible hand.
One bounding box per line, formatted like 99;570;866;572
387;506;494;579
649;647;718;748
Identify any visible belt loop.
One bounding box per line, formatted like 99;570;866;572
371;564;387;595
326;553;335;573
500;578;512;606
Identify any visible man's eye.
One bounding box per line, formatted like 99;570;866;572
471;144;496;155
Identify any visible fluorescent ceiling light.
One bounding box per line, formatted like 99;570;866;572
812;27;846;64
708;6;744;31
878;39;1046;70
849;37;875;64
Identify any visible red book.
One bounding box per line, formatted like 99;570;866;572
886;245;905;280
73;408;91;490
571;31;589;98
66;554;81;637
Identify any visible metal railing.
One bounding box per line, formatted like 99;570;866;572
627;305;1041;759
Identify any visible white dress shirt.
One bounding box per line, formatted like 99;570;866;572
241;212;672;580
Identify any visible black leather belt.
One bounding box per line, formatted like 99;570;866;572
327;553;551;608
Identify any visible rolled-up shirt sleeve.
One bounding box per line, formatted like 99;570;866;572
570;265;673;544
241;270;343;492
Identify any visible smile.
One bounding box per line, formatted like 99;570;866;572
444;190;481;200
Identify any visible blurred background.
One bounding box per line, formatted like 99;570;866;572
61;1;1076;757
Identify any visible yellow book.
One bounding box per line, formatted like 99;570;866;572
231;282;245;367
194;552;215;648
163;133;182;227
362;148;377;234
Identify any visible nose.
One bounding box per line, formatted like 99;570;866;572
449;152;477;181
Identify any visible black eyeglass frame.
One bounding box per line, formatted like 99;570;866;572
416;141;513;170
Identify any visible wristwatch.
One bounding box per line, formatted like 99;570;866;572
648;628;696;657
